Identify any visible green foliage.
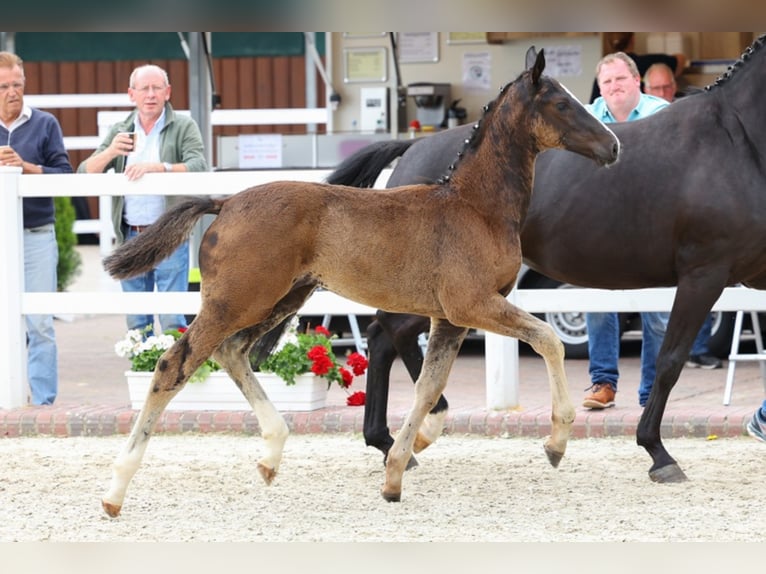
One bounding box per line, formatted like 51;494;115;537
54;196;82;291
258;328;341;387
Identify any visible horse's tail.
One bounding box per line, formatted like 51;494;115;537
103;196;222;280
326;139;415;187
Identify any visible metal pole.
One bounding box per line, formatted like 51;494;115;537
0;32;15;53
187;33;213;269
187;32;212;168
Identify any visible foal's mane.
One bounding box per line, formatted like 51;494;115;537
705;33;766;91
436;70;527;185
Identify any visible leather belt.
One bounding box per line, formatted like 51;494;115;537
128;225;150;233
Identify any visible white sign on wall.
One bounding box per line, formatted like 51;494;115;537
238;134;283;169
462;51;491;91
542;45;583;77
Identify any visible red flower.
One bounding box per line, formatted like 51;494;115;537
346;352;368;376
306;345;328;360
346;391;366;406
339;367;353;388
309;354;333;376
177;327;188;333
315;325;331;337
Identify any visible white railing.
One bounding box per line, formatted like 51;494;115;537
24;93;329;151
5;167;766;409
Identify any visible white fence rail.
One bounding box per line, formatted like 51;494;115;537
24;93;329;151
5;167;766;409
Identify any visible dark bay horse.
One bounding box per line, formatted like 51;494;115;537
326;34;766;484
98;48;619;515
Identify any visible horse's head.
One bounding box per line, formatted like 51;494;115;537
524;46;620;167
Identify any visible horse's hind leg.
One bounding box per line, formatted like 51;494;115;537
382;319;467;502
212;284;316;484
102;323;223;517
379;312;448;454
213;326;289;484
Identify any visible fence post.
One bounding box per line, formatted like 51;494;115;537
484;288;520;410
0;166;27;409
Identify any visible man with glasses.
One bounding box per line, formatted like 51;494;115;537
78;64;208;336
0;51;73;405
643;62;679;102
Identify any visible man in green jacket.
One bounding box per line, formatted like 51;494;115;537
78;64;208;335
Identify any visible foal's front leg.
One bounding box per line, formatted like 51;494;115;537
453;293;575;466
382;319;467;502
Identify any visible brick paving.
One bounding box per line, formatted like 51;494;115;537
1;246;764;440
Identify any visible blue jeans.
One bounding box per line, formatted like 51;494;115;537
24;224;58;405
121;228;189;334
691;314;714;356
586;311;669;406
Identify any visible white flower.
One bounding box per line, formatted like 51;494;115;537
114;329;146;358
273;316;301;352
137;334;175;355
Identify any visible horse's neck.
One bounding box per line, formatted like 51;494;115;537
712;43;766;148
449;119;537;220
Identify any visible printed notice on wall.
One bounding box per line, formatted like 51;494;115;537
542;45;583;77
462;51;491;91
238;134;283;169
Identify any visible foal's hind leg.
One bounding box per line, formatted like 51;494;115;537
213;327;290;485
212;284;317;484
102;323;223;517
382;319;467;502
378;312;448;455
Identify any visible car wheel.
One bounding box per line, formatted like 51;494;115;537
528;276;590;359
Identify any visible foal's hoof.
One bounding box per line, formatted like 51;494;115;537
544;445;565;468
381;488;401;503
257;462;277;485
413;434;431;454
102;500;122;518
649;463;688;483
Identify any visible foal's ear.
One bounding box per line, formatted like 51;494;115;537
530;48;546;86
525;46;538;71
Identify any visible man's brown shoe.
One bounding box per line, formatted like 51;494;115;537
583;383;616;409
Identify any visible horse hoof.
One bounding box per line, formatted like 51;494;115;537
544;445;564;468
102;500;122;518
381;489;401;503
413;434;431;454
257;462;277;485
649;463;688;483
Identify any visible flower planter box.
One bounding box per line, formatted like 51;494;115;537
125;371;327;412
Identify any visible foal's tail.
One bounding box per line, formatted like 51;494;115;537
326;139;415;187
103;196;222;280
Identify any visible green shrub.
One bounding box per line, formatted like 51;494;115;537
54;196;82;291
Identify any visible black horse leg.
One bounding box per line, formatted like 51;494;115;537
381;312;448;415
637;280;725;482
363;319;399;455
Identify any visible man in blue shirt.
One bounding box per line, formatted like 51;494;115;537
582;52;669;410
0;51;73;405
